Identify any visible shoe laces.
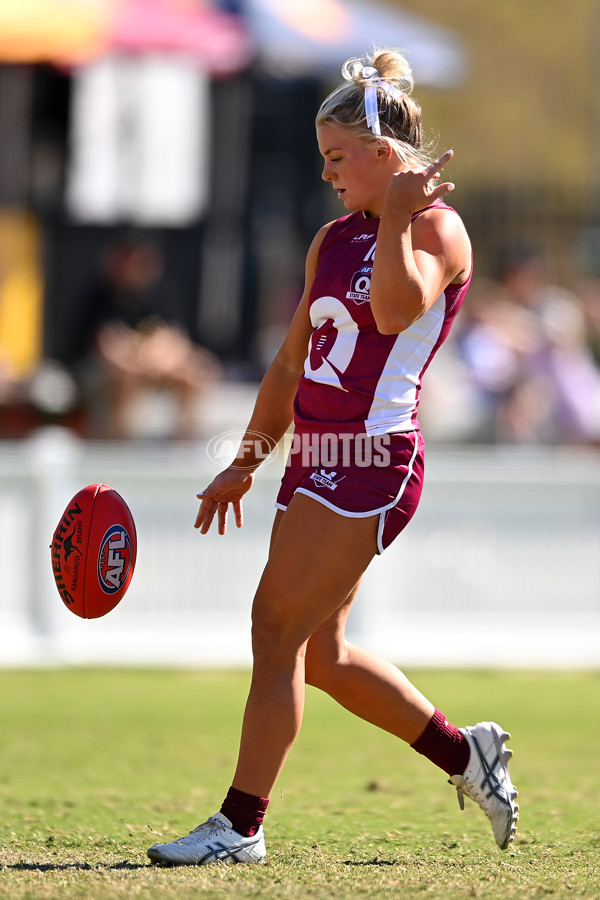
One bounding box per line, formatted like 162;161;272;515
189;816;227;839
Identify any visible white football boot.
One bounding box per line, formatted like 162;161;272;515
449;721;519;850
147;812;266;865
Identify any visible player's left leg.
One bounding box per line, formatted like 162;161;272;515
305;587;518;850
305;593;434;744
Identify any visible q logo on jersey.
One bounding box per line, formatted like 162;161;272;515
346;265;372;304
98;524;133;594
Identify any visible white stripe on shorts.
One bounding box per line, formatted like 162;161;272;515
376;429;419;554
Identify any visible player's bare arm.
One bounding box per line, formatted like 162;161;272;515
370;151;471;334
194;225;330;535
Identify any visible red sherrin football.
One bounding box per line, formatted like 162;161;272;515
50;483;137;618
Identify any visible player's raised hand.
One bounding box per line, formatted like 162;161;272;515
385;149;455;214
195;468;255;535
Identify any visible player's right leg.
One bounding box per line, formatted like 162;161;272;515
148;492;381;866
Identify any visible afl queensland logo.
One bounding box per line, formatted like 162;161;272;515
98;524;133;594
346;265;372;304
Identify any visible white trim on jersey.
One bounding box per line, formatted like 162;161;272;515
365;292;446;435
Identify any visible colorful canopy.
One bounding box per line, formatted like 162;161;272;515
0;0;253;75
0;0;465;86
0;0;111;65
241;0;466;85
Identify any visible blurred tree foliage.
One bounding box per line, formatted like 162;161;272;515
390;0;597;191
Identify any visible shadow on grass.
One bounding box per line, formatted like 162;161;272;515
5;861;150;872
342;858;398;867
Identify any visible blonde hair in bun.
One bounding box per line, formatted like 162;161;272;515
316;47;432;167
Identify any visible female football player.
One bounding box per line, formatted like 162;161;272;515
148;47;518;866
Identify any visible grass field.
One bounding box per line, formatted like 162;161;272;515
0;668;599;899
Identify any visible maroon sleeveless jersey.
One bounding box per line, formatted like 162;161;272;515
294;203;471;436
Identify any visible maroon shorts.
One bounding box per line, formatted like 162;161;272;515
275;430;425;554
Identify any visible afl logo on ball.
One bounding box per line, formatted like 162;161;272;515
98;524;133;594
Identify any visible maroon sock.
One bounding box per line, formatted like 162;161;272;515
220;786;269;838
410;708;470;776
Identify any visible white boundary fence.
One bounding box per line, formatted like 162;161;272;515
1;428;599;668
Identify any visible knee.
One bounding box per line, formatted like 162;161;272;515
250;590;306;669
304;635;346;690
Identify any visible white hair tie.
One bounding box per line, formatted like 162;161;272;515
362;66;404;136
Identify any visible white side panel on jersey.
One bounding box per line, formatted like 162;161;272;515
365;292;446;434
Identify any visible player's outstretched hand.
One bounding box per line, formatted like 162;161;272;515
195;467;255;535
385;149;455;214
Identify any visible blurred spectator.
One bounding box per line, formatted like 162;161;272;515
82;237;221;440
535;294;600;443
574;227;600;367
454;241;600;445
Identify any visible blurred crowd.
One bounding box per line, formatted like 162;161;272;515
420;240;600;446
79;237;221;441
1;233;600;446
0;234;221;441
